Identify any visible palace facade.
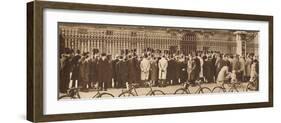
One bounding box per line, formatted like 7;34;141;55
59;23;259;56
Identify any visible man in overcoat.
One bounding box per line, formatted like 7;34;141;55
111;55;119;88
232;55;241;81
59;50;72;93
69;50;81;89
158;55;168;86
127;55;138;84
140;54;151;85
116;56;129;88
203;56;214;83
89;54;98;89
178;56;187;84
98;53;111;91
170;56;178;84
79;53;90;91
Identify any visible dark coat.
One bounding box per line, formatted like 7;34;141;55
168;59;178;82
203;60;214;83
112;59;119;81
127;58;138;83
136;60;141;82
89;58;98;82
116;60;128;82
232;59;241;71
194;57;201;79
211;56;217;78
107;61;113;87
150;60;158;81
60;56;72;93
71;55;81;80
222;60;231;71
179;61;187;82
98;58;111;83
175;61;181;82
215;58;224;77
79;58;90;85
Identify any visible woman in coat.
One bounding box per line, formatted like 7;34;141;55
187;58;196;84
216;65;230;83
245;55;253;81
158;56;168;86
250;60;258;82
215;55;223;81
140;55;151;82
150;57;158;86
239;56;246;82
79;54;90;90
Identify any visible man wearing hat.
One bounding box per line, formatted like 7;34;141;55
98;53;111;91
140;54;151;85
116;56;128;88
158;55;168;87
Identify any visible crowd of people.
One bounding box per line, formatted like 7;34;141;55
59;48;259;93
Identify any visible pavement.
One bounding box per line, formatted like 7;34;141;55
59;82;253;100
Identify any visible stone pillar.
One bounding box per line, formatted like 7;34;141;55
234;31;246;56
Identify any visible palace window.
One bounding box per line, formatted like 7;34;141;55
106;30;113;35
131;32;137;37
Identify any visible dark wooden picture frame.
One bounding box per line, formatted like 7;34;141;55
27;1;273;122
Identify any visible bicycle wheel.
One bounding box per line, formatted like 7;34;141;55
68;88;81;99
174;88;190;95
246;82;257;91
118;91;135;97
150;90;166;96
98;92;115;98
59;93;80;99
199;87;212;94
58;95;72;100
69;91;80;99
228;86;239;92
212;86;226;93
74;92;81;99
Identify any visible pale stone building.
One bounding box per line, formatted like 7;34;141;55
59;23;258;56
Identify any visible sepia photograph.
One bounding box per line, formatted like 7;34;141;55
58;22;259;100
26;1;273;122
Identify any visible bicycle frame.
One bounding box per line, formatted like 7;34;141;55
124;85;139;96
212;82;240;93
194;84;203;94
123;83;165;96
145;87;154;96
59;88;81;99
92;90;101;98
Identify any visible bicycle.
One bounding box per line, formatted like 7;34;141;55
174;79;212;94
211;80;242;93
118;82;166;97
246;77;258;91
91;88;115;98
58;87;81;100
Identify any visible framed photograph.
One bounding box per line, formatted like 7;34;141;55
27;1;273;122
